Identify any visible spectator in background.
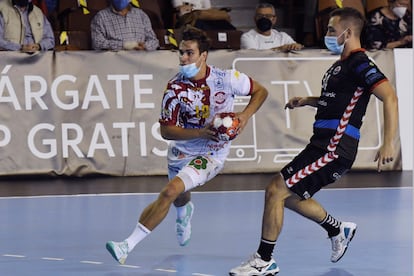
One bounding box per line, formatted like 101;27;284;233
91;0;159;51
173;0;236;30
241;3;303;51
0;0;55;52
364;0;412;49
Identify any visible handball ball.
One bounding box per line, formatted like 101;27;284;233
211;112;240;141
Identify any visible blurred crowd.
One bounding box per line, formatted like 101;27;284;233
0;0;412;52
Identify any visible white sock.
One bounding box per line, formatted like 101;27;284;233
125;223;151;253
176;202;191;220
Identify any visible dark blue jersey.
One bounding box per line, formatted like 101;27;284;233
310;49;387;160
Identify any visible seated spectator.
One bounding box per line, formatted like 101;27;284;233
91;0;159;51
364;0;412;49
0;0;55;52
173;0;236;30
240;3;303;51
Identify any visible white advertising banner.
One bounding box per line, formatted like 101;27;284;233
0;49;401;176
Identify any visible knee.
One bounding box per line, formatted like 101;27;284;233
265;174;288;201
159;183;181;203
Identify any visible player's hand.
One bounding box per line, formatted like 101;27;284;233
201;123;220;142
285;97;306;109
374;144;395;172
235;112;249;135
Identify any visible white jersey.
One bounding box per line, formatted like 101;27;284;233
240;28;296;50
159;65;252;160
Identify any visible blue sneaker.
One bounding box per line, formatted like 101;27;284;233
176;201;194;246
229;253;280;275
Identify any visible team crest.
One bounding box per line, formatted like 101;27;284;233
214;91;226;104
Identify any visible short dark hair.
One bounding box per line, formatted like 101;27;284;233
330;7;365;35
181;26;211;53
256;3;276;11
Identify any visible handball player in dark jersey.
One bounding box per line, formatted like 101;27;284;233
230;7;398;275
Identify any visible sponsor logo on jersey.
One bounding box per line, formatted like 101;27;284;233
214;91;226;104
333;65;341;75
214;77;224;90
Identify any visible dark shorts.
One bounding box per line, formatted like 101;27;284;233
281;144;354;199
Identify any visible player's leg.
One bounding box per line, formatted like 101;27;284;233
106;176;185;264
173;155;224;246
260;173;294;253
284;196;327;223
174;190;194;246
139;176;186;229
229;174;290;275
284;152;357;263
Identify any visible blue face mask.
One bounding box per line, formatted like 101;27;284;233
112;0;130;11
324;29;348;54
179;62;200;78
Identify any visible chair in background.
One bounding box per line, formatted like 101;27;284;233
134;0;165;29
365;0;389;14
55;0;109;50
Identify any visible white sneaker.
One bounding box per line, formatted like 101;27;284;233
330;221;357;262
229;253;280;276
176;201;194;246
106;240;129;264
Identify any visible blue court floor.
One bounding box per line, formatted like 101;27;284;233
0;175;412;276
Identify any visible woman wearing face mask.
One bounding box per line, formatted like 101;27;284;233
240;3;303;51
364;0;412;50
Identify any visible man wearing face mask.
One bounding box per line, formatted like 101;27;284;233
91;0;159;51
105;26;268;265
0;0;54;52
230;7;398;275
240;3;303;51
364;0;412;49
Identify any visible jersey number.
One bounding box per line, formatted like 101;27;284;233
195;105;210;118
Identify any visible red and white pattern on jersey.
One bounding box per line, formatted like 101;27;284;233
286;87;364;188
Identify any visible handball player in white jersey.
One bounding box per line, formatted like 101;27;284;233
105;26;268;265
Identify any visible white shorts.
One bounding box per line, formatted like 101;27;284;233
168;155;225;192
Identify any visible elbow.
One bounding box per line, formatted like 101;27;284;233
160;126;173;140
160;128;169;140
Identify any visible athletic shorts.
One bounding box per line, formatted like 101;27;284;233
168;155;225;192
281;144;354;199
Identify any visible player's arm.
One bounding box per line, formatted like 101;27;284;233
285;96;319;109
160;124;218;141
237;80;268;131
159;88;218;141
371;81;399;172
